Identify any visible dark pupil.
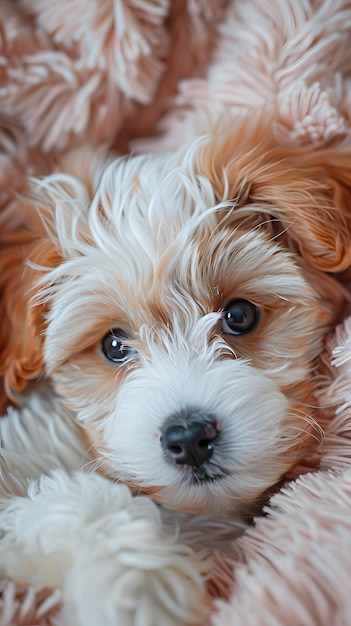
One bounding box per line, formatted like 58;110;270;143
110;337;124;359
227;308;248;325
102;331;129;361
225;300;257;332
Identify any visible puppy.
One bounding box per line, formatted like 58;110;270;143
1;119;351;516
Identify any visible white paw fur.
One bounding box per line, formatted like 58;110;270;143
0;470;211;626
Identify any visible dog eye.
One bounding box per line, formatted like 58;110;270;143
222;299;259;335
101;329;135;363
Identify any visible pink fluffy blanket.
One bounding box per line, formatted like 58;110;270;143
1;1;351;624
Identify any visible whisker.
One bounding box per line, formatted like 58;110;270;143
79;438;112;474
297;398;337;411
290;407;325;444
80;456;105;474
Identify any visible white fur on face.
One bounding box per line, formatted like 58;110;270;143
36;144;333;515
101;341;294;514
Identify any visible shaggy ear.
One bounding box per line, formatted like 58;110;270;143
0;146;111;405
0;212;61;404
0;146;112;405
198;121;351;272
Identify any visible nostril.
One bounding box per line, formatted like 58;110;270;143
161;419;219;467
169;444;183;455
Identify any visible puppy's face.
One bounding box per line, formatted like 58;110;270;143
3;124;350;515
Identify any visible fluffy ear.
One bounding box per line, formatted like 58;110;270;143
0;146;112;406
197;120;351;272
0;208;59;404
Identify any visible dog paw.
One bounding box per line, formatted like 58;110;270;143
0;470;211;625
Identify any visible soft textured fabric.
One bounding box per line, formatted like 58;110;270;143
1;1;351;624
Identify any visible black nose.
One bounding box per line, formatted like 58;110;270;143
161;420;219;467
